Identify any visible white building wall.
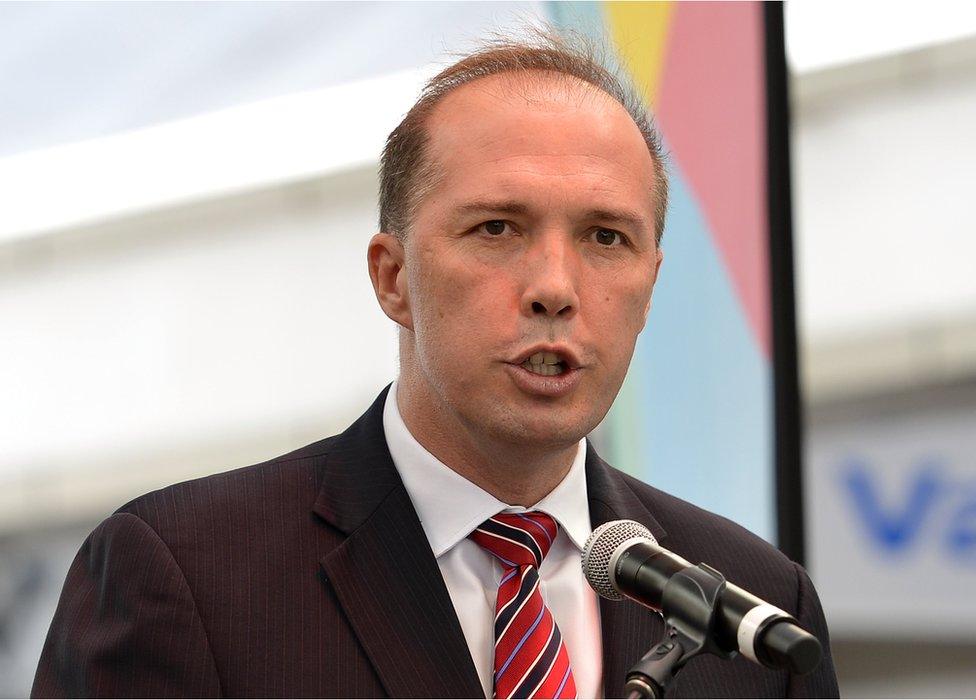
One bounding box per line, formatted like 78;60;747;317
795;38;976;699
1;168;397;531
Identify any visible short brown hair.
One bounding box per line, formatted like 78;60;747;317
378;31;670;244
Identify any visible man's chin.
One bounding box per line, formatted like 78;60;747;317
478;404;599;452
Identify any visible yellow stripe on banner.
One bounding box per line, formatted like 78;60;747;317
604;1;674;107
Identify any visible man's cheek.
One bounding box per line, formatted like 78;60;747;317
624;281;655;325
598;287;649;328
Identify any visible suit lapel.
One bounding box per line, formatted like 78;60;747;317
586;444;669;699
310;390;670;698
312;387;483;698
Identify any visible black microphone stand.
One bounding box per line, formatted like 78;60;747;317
623;564;735;699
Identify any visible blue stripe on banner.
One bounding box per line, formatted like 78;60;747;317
605;162;774;541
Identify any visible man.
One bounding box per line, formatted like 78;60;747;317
34;35;839;698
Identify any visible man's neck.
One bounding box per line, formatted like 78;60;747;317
394;382;578;507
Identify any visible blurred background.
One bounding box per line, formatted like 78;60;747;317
2;1;975;697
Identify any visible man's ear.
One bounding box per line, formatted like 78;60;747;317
642;247;664;327
367;233;413;331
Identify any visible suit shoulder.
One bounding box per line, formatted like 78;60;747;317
113;433;340;535
613;468;799;587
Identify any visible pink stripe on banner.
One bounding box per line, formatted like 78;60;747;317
656;2;771;357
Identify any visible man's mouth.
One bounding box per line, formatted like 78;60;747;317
520;352;567;377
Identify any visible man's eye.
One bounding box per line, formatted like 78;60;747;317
482;220;508;236
594;228;622;246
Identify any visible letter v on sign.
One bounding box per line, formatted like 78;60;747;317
842;457;943;552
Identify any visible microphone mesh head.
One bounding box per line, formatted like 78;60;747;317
582;519;655;600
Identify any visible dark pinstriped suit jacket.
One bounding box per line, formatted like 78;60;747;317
33;386;839;698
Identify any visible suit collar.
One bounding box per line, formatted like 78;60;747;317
311;387;669;699
584;441;666;542
585;443;669;699
311;385;402;534
312;385;484;698
313;387;668;542
383;380;594;557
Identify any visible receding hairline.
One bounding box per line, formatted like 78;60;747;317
434;66;623;109
412;69;661;231
378;32;670;243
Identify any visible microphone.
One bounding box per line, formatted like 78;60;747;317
582;520;822;675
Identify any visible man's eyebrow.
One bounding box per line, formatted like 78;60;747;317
452;200;533;217
451;201;649;230
585;208;650;231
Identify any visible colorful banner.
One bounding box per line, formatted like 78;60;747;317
549;2;775;542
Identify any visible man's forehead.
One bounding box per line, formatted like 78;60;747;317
423;70;650;177
428;70;621;128
419;70;656;206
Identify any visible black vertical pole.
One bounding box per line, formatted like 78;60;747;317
764;2;806;565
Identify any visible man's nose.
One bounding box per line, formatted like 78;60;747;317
520;232;580;320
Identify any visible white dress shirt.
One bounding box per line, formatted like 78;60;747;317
383;383;603;698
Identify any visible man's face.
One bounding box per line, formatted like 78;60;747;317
384;73;662;451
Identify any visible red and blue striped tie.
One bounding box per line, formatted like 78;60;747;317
470;512;578;699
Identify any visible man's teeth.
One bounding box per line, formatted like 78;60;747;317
521;352;566;376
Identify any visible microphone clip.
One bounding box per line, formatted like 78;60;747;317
624;563;735;699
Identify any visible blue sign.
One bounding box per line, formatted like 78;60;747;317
842;457;976;562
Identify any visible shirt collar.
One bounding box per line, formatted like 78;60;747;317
383;382;592;558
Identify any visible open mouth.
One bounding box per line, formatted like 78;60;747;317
520;351;567;377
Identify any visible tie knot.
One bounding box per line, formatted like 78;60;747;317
469;511;558;569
